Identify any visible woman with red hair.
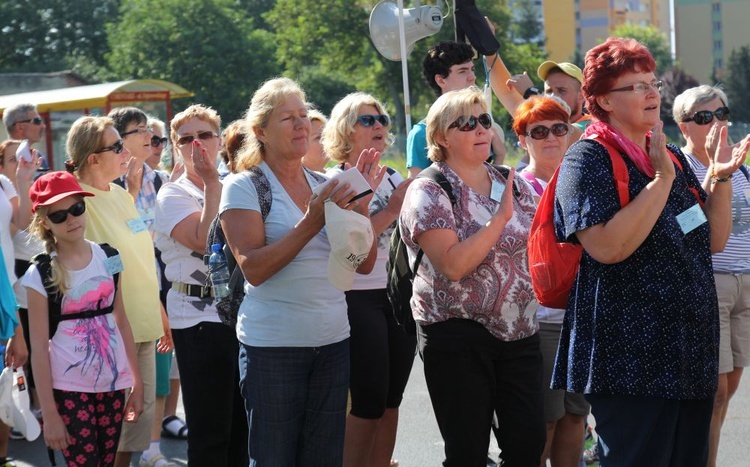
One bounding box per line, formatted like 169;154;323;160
550;37;750;465
513;96;591;467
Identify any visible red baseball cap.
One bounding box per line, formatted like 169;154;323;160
29;171;94;213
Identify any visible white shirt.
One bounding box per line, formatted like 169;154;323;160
219;162;349;347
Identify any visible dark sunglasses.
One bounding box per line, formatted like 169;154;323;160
94;139;125;154
176;131;218;146
683;106;731;125
357;114;390;127
151;136;168;147
449;113;493;132
47;200;86;224
526;123;570;140
15;117;43;126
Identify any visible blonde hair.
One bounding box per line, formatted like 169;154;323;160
170;104;221;146
322;92;393;163
65;116;115;174
308;108;327;126
30;205;74;294
235;77;307;171
426;86;488;162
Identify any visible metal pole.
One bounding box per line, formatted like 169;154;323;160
397;0;412;134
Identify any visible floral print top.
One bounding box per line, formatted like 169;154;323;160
399;162;539;341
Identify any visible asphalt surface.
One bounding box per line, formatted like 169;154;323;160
7;357;750;466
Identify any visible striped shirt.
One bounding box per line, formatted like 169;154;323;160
686;153;750;273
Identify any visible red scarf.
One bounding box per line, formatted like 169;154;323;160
583;121;654;178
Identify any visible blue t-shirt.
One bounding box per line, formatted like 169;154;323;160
406;121;429;170
551;139;718;400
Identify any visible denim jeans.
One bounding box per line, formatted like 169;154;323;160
239;339;350;467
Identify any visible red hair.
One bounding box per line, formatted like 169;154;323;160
582;37;656;122
512;96;570;137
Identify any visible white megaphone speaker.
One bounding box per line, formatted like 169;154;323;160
369;1;443;61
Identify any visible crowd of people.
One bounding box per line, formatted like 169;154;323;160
0;30;748;467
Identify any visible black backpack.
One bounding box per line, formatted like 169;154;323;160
32;243;121;339
206;165;326;327
386;165;517;335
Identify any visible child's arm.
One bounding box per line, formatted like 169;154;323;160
27;288;71;451
111;276;143;423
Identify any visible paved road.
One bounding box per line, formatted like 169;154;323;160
8;357;750;466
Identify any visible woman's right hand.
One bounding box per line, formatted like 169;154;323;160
43;411;72;451
649;122;675;181
495;168;516;223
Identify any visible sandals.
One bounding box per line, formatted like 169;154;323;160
139;453;176;467
161;415;188;439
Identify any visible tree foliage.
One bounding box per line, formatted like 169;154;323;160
659;67;699;124
106;0;280;121
725;46;750;123
509;0;544;47
611;23;673;76
0;0;119;78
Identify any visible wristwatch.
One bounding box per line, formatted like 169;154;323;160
523;86;540;99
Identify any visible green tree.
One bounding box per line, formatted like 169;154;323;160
106;0;281;122
724;45;750;122
659;67;699;124
510;0;544;47
0;0;119;78
611;23;673;75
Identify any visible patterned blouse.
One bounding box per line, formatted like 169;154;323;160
551;139;718;400
399;162;539;341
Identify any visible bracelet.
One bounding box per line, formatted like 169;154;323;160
710;168;732;183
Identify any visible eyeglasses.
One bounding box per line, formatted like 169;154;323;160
683;106;731;125
176;131;218;146
609;80;664;94
47;200;86;224
15;117;43;126
526;123;570;140
120;126;152;138
93;139;125;154
356;115;390;127
151;136;168;147
448;113;493;132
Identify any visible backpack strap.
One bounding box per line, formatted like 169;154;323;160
246;166;272;221
32;253;63;339
739;165;750;182
410;167;458;273
587;138;630;207
112;177;126;189
153;172;163;192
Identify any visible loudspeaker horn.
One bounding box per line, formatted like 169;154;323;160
369;1;443;61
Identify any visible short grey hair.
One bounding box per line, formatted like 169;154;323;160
672;85;728;124
3;103;38;134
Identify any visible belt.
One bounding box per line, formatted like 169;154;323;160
173;282;213;298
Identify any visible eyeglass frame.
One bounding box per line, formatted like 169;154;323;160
356;115;390;127
175;131;219;147
120;126;152;138
525;123;571;140
448;113;493;132
47;200;87;224
608;80;664;94
93;139;125;154
682;106;731;125
14;117;44;126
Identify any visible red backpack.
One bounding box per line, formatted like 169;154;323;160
527;138;699;309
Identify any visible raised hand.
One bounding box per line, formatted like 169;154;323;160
708;124;750;177
649;122;675;180
191;140;220;183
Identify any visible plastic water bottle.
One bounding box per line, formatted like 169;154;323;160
209;244;231;299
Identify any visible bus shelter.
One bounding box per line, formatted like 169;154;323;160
0;79;193;169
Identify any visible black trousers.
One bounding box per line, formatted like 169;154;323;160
418;319;545;467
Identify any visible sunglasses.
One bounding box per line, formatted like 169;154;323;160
94;139;125;154
120;126;151;138
449;113;493;132
151;136;168;147
683;106;731;125
176;131;218;146
15;117;44;126
526;123;570;140
357;114;390;127
47;200;86;224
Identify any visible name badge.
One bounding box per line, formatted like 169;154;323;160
743;189;750;206
104;254;124;275
676;203;707;234
126;218;147;234
490;179;505;202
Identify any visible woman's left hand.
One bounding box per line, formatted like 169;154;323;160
707;124;750;177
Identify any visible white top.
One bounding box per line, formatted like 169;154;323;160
22;241;134;393
154;176;220;329
326;166;403;290
219;161;349;347
0;175;17;284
